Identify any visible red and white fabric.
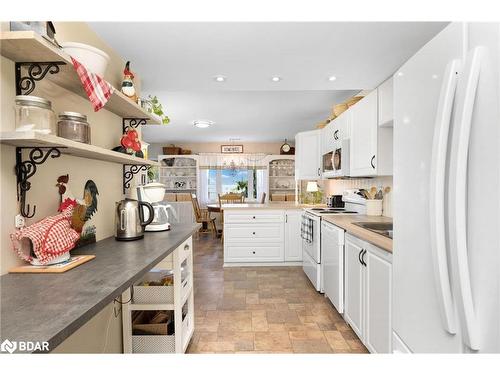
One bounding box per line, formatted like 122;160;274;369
10;206;80;265
70;57;114;112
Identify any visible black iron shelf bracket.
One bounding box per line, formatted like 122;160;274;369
123;164;151;194
15;61;66;96
16;147;62;218
122;118;148;134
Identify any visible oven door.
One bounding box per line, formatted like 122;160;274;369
303;250;321;291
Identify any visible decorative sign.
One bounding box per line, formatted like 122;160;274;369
221;144;244;154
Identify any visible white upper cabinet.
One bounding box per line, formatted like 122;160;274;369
378;77;394;127
295;130;321;180
350;90;379;176
349;89;393;177
321;121;336;155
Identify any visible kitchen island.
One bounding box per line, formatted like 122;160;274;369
222;203;319;265
0;223;199;353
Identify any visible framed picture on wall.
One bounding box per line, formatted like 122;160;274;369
221;144;244;153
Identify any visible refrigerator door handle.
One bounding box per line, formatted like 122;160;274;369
450;46;485;351
429;58;461;335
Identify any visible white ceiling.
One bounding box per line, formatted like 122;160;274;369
139;90;357;143
90;22;447;142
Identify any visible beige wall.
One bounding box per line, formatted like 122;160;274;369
0;21;134;352
149;142;289;159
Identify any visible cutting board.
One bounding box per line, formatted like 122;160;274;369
9;255;95;273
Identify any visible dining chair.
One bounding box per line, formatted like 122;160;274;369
191;193;217;238
217;193;244;242
218;192;245;205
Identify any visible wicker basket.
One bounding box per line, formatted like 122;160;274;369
132;335;175;353
333;103;349;117
346;96;363;107
163;145;181;155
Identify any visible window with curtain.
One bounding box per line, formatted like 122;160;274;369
198;153;267;206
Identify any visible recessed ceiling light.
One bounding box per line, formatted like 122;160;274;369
214;75;226;82
328;76;337;81
271;76;282;82
193;120;213;129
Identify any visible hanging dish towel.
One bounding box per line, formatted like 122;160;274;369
70;57;114;112
300;215;314;243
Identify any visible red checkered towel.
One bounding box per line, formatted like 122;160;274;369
10;207;80;265
70;57;114;112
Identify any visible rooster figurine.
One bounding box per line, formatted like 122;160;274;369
121;61;138;103
56;175;99;233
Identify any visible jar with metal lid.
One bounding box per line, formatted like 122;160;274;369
14;95;56;134
57;112;91;144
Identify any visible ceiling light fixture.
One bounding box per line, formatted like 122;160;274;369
214;75;226;82
328;76;337;81
193;120;213;128
271;76;282;82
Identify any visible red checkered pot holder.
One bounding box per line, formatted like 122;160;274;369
10;207;80;265
70;57;114;112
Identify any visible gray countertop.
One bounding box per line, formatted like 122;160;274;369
0;223;200;353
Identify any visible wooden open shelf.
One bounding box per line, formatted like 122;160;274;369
0;131;159;166
0;31;161;124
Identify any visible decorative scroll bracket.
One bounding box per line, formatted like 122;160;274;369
123;164;151;194
16;147;62;218
122;118;147;134
15;62;66;96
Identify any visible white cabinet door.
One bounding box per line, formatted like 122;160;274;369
321;120;337;154
344;236;364;338
321;222;344;313
350;90;378;176
295;130;321;180
378;77;394;127
365;248;392;353
284;210;302;262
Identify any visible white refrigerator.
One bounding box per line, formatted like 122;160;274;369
393;22;500;353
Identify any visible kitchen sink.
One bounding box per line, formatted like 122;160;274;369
352;222;393;239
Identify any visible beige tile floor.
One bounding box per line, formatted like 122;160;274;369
187;234;368;354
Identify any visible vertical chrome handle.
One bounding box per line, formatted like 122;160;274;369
449;47;484;351
429;58;461;336
370;155;376;169
120;209;126;231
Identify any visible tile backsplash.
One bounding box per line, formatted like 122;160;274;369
323;176;393;217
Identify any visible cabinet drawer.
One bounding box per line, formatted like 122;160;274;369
224;211;284;223
224;223;283;242
225;244;284;262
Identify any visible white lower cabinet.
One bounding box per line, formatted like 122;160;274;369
224;209;302;264
343;233;392;353
284;209;302;262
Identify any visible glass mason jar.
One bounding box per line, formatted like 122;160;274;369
14;95;56;134
57;112;91;144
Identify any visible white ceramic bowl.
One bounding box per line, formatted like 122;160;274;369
143;183;166;202
61;42;110;77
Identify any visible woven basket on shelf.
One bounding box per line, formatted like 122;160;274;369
163;144;181;155
333;103;349;117
346;96;363;107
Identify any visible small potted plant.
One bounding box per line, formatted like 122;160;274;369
142;95;170;125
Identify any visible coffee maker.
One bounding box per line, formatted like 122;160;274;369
136;183;177;231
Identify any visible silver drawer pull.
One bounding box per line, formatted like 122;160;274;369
252;251;256;254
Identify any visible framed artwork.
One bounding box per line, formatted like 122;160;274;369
221;144;244;153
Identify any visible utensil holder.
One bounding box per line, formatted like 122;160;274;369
366;199;383;216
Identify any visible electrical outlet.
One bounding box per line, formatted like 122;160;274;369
15;214;25;229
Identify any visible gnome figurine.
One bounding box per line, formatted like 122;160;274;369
121;61;138;103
